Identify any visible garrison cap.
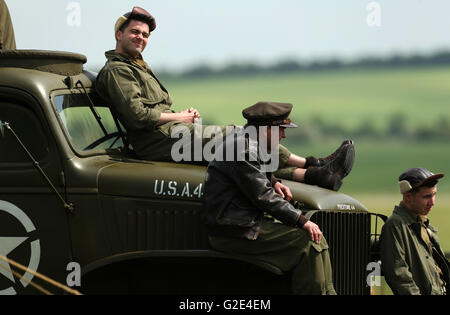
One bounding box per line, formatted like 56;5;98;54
398;167;444;194
115;6;156;33
242;101;298;128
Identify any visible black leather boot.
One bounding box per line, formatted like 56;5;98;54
305;140;355;178
304;166;343;191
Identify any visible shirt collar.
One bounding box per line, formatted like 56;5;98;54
395;203;430;227
105;50;147;70
394;203;419;224
105;50;144;62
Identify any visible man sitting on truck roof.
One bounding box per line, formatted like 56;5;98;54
95;6;355;191
0;0;16;50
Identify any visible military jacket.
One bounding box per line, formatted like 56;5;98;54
203;130;304;240
95;50;192;158
380;204;450;295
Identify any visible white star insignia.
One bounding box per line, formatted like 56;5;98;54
0;237;28;283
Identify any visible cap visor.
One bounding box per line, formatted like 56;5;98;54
423;173;445;184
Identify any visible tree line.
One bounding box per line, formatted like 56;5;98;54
199;113;450;144
282;114;450;144
158;50;450;79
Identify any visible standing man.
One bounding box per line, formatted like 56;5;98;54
203;101;343;295
380;167;449;295
95;6;355;191
0;0;16;50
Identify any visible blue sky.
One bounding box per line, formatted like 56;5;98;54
7;0;450;72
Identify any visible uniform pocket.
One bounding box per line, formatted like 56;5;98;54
141;73;168;102
311;238;329;252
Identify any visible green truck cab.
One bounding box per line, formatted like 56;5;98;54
0;50;382;295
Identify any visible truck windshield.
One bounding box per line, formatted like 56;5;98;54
53;93;124;151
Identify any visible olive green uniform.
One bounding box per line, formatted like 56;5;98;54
380;204;449;295
95;51;293;169
204;125;336;295
0;0;16;50
209;217;335;295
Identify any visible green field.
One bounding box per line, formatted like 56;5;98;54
164;66;450;255
165;66;450;131
284;140;450;195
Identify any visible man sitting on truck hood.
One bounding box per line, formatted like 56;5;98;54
203;101;339;295
95;6;355;191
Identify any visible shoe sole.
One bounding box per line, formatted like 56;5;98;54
342;144;355;178
319;140;352;166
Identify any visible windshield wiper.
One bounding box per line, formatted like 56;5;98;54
75;80;108;136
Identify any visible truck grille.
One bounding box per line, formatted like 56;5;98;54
124;206;210;251
309;211;371;295
117;200;372;295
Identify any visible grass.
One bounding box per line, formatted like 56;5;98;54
283;139;450;194
165;66;450;132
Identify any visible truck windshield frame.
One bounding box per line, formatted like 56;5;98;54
52;92;124;152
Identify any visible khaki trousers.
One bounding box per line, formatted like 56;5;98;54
136;124;295;176
209;217;336;295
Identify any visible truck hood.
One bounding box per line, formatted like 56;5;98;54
97;160;207;202
97;160;368;211
287;181;368;212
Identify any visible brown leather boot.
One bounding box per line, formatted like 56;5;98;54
304;143;355;191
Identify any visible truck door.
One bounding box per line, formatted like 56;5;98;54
0;90;73;295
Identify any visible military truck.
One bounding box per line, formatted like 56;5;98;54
0;50;385;295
